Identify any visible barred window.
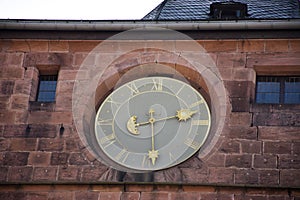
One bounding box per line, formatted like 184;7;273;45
37;75;57;102
256;76;300;104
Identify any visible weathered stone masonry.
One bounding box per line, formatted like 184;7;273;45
0;39;300;199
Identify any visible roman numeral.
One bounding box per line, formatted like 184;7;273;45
107;97;121;107
100;133;116;148
192;120;209;126
151;78;163;91
126;82;140;95
189;99;204;108
115;149;129;163
184;138;201;150
97;118;113;126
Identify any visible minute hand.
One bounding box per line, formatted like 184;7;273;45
137;109;197;126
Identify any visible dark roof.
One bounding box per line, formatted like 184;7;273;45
143;0;300;20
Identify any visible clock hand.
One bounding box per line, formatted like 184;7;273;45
148;108;159;165
126;109;198;135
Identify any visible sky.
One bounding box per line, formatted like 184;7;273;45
0;0;163;20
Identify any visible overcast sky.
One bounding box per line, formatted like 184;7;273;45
0;0;163;20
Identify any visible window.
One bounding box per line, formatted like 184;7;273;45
37;74;58;102
209;2;248;19
256;76;300;104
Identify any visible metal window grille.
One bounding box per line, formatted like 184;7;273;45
37;75;57;102
256;76;300;104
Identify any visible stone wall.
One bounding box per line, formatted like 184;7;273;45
0;39;300;199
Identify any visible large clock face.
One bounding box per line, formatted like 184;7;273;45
94;77;211;172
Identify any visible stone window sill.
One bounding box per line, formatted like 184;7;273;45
29;101;56;111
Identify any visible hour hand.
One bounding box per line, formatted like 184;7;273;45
127;115;139;135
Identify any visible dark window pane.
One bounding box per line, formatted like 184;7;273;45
256;76;300;104
37;75;57;102
256;93;280;104
256;78;280;104
284;78;300;104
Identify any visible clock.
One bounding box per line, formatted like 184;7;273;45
94;76;211;172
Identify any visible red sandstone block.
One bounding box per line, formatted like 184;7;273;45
235;169;259;185
48;191;74;200
50;152;69;165
68;41;99;53
278;155;300;169
238;40;265;53
228;112;252;127
0;66;24;79
81;166;108;181
253;154;277;169
216;53;246;68
92;185;123;192
220;139;240;153
10;138;37;151
69;153;89;165
246;53;300;68
8;166;33;182
28;111;73;124
28;152;51;166
3;152;29;166
38;139;64;152
240;140;261;154
0;167;8;182
29;124;57;138
181;168;208;183
0;138;10;151
253;112;299;127
227;126;258;140
205;153;225;167
265;40;289;53
75;191;99;200
289;39;300;52
33;167;58;181
25;192;48;200
58;166;80;181
280;169;300;187
264;141;292;154
73;53;88;68
49;41;69;52
0;96;10;109
182;185;215;192
141;192;169;200
99;192;122;200
3;124;27;137
0;53;24;66
0;80;14;95
293;142;300;155
203;40;237;52
208;167;234;184
7;40;30;52
23;53;60;67
0;192;27;200
11;95;29;110
258;126;300;142
225;154;252;168
59;53;74;68
14;79;32;96
65;138;81;151
126;185;154;192
169;192;201;200
225;81;253;98
121;192;140;200
28;41;49;52
258;169;279;186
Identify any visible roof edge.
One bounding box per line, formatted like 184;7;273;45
0;19;300;31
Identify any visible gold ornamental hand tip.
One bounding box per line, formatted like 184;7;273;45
176;109;198;121
126;116;139;135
